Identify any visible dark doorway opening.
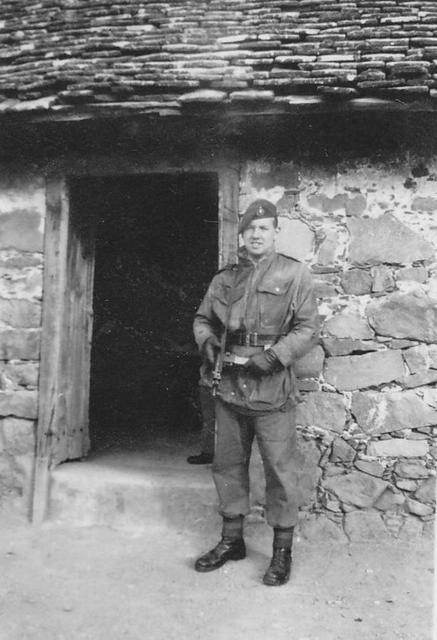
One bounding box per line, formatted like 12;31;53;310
72;173;218;451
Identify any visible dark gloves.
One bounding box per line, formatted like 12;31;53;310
244;349;282;376
202;335;221;365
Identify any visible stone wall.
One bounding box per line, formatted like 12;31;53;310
0;173;44;517
242;157;437;542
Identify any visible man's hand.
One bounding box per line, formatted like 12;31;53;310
244;349;282;375
202;335;221;365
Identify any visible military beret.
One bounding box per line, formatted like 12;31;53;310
239;199;278;234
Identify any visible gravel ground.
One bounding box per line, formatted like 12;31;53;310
0;517;434;640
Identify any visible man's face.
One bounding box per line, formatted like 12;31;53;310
242;217;277;259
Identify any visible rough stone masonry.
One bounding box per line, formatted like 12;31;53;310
0;173;43;517
241;156;437;543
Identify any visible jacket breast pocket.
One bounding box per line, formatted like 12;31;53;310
215;283;245;305
212;283;245;326
257;279;293;331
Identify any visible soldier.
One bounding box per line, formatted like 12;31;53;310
192;198;319;586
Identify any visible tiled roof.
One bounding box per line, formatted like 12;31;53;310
1;1;437;115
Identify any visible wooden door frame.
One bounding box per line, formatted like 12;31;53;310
32;176;70;523
31;164;240;523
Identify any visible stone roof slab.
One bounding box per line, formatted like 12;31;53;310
0;1;436;114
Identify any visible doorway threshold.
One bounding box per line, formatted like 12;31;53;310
47;433;217;533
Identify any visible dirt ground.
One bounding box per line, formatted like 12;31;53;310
0;516;434;640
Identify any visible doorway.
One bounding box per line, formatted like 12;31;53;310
70;173;219;451
32;167;238;522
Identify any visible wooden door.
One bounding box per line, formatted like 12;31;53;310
32;177;95;521
218;167;239;267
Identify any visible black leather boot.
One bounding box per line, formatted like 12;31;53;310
195;515;245;572
263;547;292;586
194;537;246;572
263;526;294;586
186;452;214;465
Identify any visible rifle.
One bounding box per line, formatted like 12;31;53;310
211;265;238;397
212;331;226;397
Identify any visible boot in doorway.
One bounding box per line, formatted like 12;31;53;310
186;452;213;464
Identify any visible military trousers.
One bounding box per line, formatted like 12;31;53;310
212;398;300;528
198;384;216;456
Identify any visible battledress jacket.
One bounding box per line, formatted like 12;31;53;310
193;249;320;414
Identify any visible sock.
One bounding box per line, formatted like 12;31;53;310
273;526;294;549
222;515;244;539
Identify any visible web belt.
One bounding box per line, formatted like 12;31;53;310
226;331;286;347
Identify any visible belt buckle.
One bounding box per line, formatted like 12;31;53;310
241;332;258;346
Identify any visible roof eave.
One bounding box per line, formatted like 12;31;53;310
0;94;437;124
